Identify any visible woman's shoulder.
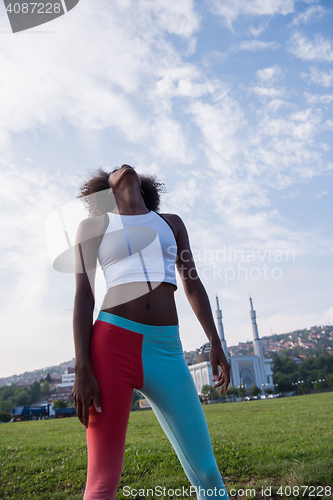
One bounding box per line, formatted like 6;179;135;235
159;213;185;225
76;214;108;242
158;213;187;239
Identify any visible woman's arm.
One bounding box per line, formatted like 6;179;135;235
168;214;230;394
71;216;105;428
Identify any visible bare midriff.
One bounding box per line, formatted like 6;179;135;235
100;281;178;326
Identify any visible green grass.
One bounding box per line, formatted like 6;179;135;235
0;393;332;499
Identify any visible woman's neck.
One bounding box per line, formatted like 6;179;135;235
113;185;149;215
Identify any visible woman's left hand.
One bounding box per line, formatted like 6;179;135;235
210;342;230;395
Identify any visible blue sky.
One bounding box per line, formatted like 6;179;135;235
0;0;332;378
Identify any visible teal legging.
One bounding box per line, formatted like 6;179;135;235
84;312;229;500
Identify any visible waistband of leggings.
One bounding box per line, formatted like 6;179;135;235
97;311;180;337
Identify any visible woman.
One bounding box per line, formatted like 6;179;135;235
72;164;230;500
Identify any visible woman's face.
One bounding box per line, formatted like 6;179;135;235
108;164;141;190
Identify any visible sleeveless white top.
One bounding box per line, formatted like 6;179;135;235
97;211;177;290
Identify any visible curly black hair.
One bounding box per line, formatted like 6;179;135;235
78;168;166;216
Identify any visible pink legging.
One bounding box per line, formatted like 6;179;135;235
83;312;229;500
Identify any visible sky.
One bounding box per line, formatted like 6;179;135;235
0;0;332;378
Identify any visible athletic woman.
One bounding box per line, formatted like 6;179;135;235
71;164;230;500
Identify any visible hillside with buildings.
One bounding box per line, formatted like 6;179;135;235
183;325;333;366
1;325;332;389
227;324;333;360
0;359;75;389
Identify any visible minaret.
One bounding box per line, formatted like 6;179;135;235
215;294;229;359
250;296;266;388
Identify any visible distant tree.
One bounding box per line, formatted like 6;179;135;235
273;373;293;393
0;412;11;422
131;390;142;411
41;381;50;393
53;399;68;409
210;387;220;400
326;374;333;387
237;386;246;400
201;384;211;401
0;399;12;414
218;392;226;402
313;381;322;390
15;390;31;406
200;384;219;401
45;373;52;383
29;382;41;403
250;385;262;397
0;385;15;402
299;382;308;394
264;387;273;395
226;385;238;401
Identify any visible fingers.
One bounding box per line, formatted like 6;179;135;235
75;398;83;427
82;401;90;430
212;368;230;394
71;376;102;429
72;391;91;429
211;363;219;383
93;383;102;414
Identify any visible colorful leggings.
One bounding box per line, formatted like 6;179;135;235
84;312;229;500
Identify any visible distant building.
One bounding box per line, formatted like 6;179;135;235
46;387;73;404
290;356;303;365
56;367;75;389
15;381;33;388
189;295;274;394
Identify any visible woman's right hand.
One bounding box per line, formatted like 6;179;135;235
71;367;102;429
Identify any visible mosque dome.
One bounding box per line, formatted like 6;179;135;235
196;342;210;363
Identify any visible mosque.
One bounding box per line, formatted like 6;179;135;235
189;296;274;394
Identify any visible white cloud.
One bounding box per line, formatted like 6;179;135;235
152;66;224;99
236;40;280;51
256;65;283;86
0;164;83;376
207;0;296;29
323;119;333;131
289;32;333;61
313;190;329;199
190;95;245;174
258;108;322;141
264;99;294;112
202;51;229;68
303;67;333;87
304;92;333;105
251;86;285;100
150;115;194;164
0;0;200;158
291;4;328;26
249;20;270;38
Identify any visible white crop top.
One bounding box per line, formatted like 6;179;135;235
97;211;177;290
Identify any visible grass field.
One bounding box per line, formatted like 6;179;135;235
0;392;332;499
